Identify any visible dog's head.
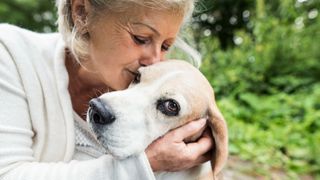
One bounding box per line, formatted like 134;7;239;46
87;60;228;177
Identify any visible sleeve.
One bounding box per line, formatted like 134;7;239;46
0;42;155;180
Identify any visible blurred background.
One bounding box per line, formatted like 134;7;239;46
0;0;319;179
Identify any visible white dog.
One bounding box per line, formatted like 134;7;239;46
87;60;228;180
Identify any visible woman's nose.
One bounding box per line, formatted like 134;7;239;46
139;46;163;66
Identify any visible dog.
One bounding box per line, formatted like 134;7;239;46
87;60;228;179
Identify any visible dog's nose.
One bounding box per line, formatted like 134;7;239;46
89;98;116;125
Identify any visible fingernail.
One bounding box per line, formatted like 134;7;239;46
199;118;207;126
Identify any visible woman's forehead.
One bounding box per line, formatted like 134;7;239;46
124;8;184;35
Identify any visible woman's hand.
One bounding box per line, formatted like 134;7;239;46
145;118;214;172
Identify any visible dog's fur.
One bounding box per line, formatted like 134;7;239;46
87;60;228;179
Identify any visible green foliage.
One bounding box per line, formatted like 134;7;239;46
221;88;320;177
199;0;320;178
193;0;253;49
0;0;57;32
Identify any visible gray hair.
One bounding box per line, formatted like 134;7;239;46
56;0;201;67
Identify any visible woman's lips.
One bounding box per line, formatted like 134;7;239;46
126;68;139;77
125;68;140;84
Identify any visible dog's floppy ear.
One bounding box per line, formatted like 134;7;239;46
207;101;228;179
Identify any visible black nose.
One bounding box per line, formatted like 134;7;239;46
89;98;116;125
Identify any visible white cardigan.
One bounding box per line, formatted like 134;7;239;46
0;24;155;180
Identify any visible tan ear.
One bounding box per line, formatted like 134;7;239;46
207;102;228;179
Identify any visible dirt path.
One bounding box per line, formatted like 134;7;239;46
221;156;314;180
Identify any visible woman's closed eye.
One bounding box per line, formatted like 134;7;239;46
132;35;151;45
161;43;171;52
132;34;171;52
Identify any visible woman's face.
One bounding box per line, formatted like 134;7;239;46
84;8;184;91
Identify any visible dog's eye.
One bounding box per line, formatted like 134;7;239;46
157;99;180;116
133;72;141;84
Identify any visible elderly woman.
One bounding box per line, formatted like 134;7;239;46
0;0;214;179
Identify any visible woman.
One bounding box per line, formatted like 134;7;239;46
0;0;214;179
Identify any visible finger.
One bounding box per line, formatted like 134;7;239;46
195;151;212;165
186;133;214;157
202;128;213;138
169;118;207;142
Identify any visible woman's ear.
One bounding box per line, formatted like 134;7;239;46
207;101;228;179
71;0;90;29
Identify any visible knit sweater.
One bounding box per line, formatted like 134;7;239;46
0;24;155;180
73;111;107;160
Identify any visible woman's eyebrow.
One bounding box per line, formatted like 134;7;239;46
132;22;160;36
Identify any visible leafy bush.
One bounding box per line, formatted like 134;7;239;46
198;0;320;178
0;0;56;32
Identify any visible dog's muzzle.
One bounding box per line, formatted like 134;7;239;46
89;98;116;125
